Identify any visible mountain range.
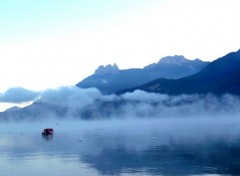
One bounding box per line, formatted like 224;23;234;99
76;56;209;94
119;49;240;95
1;49;240;121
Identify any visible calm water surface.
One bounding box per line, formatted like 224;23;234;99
1;119;240;176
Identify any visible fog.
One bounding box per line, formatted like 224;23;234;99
2;116;240;149
1;88;240;176
2;86;238;154
39;86;240;120
0;87;40;103
1;86;240;123
1;86;240;153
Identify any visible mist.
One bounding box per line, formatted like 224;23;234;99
2;87;240;175
1;86;240;123
2;86;240;148
41;86;240;120
0;87;40;103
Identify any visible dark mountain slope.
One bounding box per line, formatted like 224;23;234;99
119;50;240;95
76;56;208;94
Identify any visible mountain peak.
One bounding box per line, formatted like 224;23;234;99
119;49;240;95
94;63;119;75
5;106;21;112
158;55;190;65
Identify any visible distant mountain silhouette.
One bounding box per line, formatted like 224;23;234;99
118;50;240;95
0;99;127;121
76;56;208;94
4;106;21;112
0;101;69;122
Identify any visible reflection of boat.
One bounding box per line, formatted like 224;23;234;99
42;128;54;135
42;134;54;141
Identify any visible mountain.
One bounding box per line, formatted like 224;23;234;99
0;98;129;121
118;49;240;95
0;101;69;122
76;56;208;94
5;106;21;112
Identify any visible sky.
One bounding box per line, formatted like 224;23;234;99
0;0;240;93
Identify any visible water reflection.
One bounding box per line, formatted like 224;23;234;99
42;134;54;141
80;142;240;175
1;120;240;176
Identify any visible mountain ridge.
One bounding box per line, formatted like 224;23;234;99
76;56;209;94
118;49;240;95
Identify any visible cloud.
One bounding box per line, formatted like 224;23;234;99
2;86;240;122
118;92;240;119
121;90;169;103
39;87;240;120
34;87;240;120
39;86;101;108
0;87;40;103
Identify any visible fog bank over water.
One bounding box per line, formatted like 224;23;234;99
1;86;240;121
40;87;240;119
2;116;240;148
1;116;240;176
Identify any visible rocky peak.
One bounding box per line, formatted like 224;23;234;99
94;63;119;75
158;55;191;65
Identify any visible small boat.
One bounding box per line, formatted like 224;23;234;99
42;128;54;135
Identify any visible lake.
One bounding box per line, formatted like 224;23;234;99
1;118;240;176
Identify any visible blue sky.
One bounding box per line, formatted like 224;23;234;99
0;0;240;95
